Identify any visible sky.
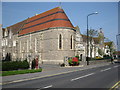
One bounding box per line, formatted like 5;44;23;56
2;2;118;47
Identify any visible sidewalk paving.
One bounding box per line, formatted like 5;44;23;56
1;62;111;85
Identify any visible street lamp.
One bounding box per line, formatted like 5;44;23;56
86;12;98;65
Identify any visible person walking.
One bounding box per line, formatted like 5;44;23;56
111;57;114;64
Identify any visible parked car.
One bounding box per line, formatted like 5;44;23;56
114;59;120;63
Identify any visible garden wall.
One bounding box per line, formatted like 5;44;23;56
89;59;110;65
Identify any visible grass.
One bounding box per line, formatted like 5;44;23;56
2;68;42;76
0;71;2;76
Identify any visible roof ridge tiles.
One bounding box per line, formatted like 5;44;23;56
28;7;63;22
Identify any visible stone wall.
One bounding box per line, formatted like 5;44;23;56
89;59;110;65
42;28;75;64
18;27;75;64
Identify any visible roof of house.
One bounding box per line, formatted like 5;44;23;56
5;7;74;36
2;28;5;31
93;37;100;44
74;26;80;34
18;7;74;36
104;42;113;46
81;34;87;42
7;19;28;35
81;34;100;44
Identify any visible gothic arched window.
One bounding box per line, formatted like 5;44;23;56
59;34;62;49
71;35;73;49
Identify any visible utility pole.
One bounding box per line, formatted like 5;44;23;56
86;12;98;65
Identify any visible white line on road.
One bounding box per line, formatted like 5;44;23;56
1;63;112;85
43;85;53;89
114;66;119;68
71;73;95;81
100;68;111;72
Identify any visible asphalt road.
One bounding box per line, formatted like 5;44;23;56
2;63;120;89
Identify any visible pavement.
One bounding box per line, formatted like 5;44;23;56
1;62;112;85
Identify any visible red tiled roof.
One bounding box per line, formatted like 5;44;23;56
19;7;74;36
7;19;28;35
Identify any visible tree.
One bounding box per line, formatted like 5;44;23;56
108;42;115;57
88;29;98;59
98;48;104;56
97;29;104;57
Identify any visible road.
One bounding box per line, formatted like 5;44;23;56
2;63;120;89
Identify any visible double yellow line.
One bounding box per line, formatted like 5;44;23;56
110;81;120;90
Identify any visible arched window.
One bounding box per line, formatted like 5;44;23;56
59;34;62;49
35;38;38;52
71;35;73;49
27;40;29;52
20;41;21;53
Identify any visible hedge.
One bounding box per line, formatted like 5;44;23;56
87;57;111;61
2;60;29;71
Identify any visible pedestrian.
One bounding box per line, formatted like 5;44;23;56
111;57;114;64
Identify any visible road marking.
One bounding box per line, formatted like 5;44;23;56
1;69;87;85
1;63;110;85
71;73;95;81
1;70;81;85
43;85;52;89
100;68;111;72
109;81;120;90
114;66;119;68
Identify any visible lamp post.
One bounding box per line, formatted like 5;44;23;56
86;12;98;65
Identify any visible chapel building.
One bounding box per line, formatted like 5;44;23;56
1;7;115;65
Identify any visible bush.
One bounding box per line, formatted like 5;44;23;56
22;60;29;69
68;57;79;66
2;60;29;71
103;55;111;59
74;56;81;61
68;58;73;66
75;56;79;58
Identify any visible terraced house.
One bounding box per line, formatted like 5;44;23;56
1;7;115;65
